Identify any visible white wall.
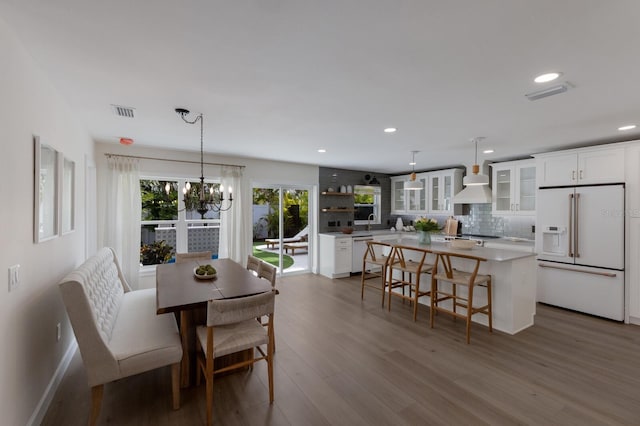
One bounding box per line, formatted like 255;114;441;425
0;18;95;426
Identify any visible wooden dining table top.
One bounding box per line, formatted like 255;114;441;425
156;258;273;314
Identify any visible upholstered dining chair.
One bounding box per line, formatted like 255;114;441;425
246;254;261;276
195;291;276;426
176;251;212;263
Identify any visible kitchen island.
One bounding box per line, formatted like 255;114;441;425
389;236;537;335
320;231;537;335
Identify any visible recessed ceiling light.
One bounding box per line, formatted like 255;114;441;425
409;162;416;166
384;127;397;133
534;72;561;83
317;148;326;153
483;149;494;154
618;124;637;131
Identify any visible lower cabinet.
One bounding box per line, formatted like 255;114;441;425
628;219;640;324
319;234;352;279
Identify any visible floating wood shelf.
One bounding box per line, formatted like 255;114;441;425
321;208;356;213
321;192;354;196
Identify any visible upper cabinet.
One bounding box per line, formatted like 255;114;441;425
429;169;463;215
390;169;462;215
491;159;536;216
390;174;427;214
536;146;625;187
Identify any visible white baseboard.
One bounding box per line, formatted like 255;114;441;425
629;316;640;326
27;339;78;426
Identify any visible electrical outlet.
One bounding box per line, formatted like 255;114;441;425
8;264;20;292
56;323;61;341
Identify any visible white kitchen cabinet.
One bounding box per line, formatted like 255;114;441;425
536;146;625;186
491;159;536;216
390;174;427;214
319;234;352;278
625;143;640;218
428;169;463;215
628;218;640;324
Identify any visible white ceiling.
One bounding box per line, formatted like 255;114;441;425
2;0;640;174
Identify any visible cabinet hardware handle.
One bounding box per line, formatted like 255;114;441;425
538;263;616;277
575;193;580;258
568;193;574;257
579;170;583;180
511;203;514;211
516;203;519;210
572;170;576;180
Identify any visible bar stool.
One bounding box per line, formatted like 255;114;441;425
430;252;492;344
361;241;394;307
387;245;432;321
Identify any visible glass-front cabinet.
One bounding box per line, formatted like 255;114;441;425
491;159;536;215
390;174;427;214
428;169;463;215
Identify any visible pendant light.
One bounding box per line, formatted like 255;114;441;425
404;151;422;190
463;137;489;186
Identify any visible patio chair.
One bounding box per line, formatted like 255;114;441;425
265;225;309;249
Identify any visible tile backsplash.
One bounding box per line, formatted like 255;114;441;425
391;204;535;239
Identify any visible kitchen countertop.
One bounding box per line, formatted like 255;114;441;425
394;237;535;262
320;230;535;245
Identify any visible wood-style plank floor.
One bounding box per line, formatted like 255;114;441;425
42;273;640;425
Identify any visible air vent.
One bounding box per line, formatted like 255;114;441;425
525;83;571;101
111;105;135;118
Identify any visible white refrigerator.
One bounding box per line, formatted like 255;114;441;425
536;184;624;320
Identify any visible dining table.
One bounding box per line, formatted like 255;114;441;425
156;258;273;387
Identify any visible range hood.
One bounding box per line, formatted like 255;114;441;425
453;162;492;204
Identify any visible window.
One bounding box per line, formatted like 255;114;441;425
353;185;381;225
140;178;221;266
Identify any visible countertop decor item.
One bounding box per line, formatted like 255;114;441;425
341;227;354;234
450;239;476;250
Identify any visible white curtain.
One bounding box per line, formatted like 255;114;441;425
219;165;246;263
104;156;141;289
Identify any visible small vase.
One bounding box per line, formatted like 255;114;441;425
417;230;431;245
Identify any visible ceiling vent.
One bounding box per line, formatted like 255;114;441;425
111;104;135;118
525;83;572;101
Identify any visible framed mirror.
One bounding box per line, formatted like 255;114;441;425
34;136;59;242
61;156;75;234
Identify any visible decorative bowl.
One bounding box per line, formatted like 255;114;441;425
341;227;354;234
193;267;217;280
450;239;476;250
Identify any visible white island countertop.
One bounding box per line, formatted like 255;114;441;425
393;237;536;262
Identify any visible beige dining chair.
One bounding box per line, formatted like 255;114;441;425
430;251;493;344
246;254;261;276
176;251;212;263
196;291;275;426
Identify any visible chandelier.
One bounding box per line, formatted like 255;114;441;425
166;108;233;218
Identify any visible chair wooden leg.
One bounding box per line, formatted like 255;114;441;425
412;279;420;322
89;385;103;426
179;310;191;388
206;359;214;426
268;314;275;403
171;363;180;410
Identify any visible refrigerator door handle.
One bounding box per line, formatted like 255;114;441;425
575;193;580;258
538;263;617;278
568;193;574;257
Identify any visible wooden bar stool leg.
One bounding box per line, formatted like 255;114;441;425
380;265;387;308
487;278;493;333
466;284;474;344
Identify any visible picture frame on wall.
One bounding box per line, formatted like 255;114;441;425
61;156;75;234
34;135;59;243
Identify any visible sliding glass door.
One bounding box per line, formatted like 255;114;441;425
252;184;310;275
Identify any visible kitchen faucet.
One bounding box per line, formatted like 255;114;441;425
367;213;376;231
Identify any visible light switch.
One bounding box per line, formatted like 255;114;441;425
8;264;20;292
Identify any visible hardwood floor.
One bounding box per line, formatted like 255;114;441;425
42;273;640;425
